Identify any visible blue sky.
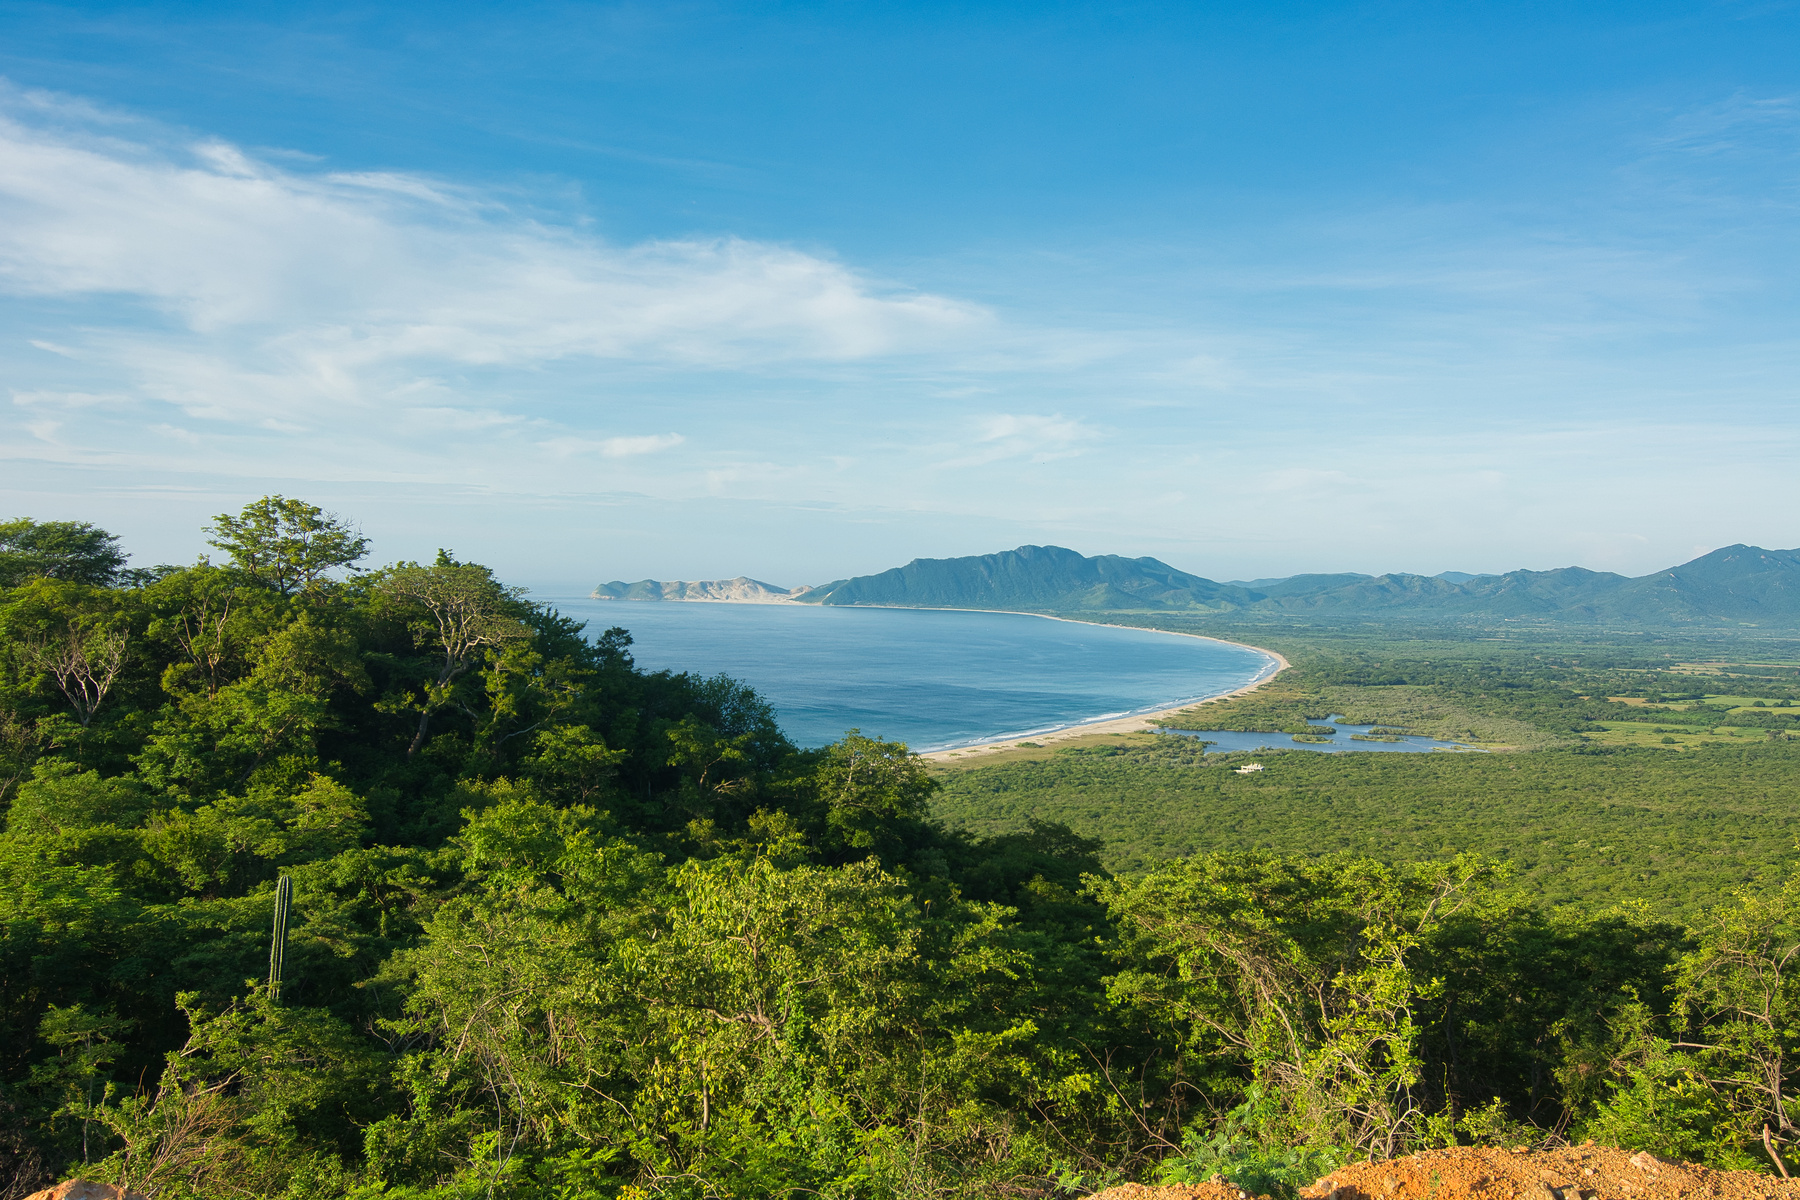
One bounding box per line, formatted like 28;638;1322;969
1;0;1797;590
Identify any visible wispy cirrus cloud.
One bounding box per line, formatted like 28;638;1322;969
539;433;686;459
11;389;133;409
0;84;991;435
5;77;1800;585
938;413;1097;468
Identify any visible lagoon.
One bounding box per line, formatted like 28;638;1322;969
542;598;1275;752
1162;716;1476;755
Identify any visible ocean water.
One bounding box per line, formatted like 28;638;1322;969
540;598;1277;752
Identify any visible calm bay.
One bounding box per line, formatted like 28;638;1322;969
540;598;1277;752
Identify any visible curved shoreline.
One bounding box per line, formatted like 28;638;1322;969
578;595;1292;760
894;609;1290;762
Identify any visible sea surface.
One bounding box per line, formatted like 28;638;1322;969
541;598;1276;752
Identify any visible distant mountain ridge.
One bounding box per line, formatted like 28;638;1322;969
591;576;808;604
592;543;1800;625
793;545;1253;611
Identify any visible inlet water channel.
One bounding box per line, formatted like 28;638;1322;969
1159;716;1478;754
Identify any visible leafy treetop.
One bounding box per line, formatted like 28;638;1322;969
205;496;369;595
0;519;129;588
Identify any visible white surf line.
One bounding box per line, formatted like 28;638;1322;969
890;609;1290;762
579;595;1291;758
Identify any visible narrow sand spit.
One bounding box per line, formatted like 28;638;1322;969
916;625;1289;764
1088;1145;1800;1200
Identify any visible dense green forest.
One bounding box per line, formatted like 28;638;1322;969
935;627;1800;911
936;735;1800;912
7;503;1800;1199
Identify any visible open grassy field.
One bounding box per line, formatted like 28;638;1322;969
1609;694;1800;713
1581;719;1791;751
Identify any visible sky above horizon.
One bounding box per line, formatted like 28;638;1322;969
2;0;1798;591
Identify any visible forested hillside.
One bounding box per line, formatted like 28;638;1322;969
782;543;1800;625
793;544;1249;611
9;504;1800;1199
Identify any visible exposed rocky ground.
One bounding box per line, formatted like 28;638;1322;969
1091;1146;1800;1200
21;1183;146;1200
1089;1183;1247;1200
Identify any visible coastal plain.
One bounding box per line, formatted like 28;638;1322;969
929;623;1800;919
584;544;1800;920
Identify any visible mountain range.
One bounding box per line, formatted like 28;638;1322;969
592;543;1800;626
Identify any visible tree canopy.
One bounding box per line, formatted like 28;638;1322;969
2;509;1800;1198
0;519;129;588
204;496;369;595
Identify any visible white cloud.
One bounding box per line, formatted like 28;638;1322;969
11;389;131;408
404;406;526;432
538;433;685;459
1651;92;1800;156
0;88;991;432
938;412;1096;468
3;83;1797;584
975;413;1088;446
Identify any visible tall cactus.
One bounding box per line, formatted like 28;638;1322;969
268;874;293;1002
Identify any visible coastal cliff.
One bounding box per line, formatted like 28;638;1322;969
590;576;810;603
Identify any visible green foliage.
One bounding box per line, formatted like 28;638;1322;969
1569;873;1800;1171
0;519;130;588
1453;1097;1541;1149
1154;1087;1344;1198
29;1002;135;1168
206;496;370;596
79;990;387;1199
1578;1008;1750;1169
387;800;1043;1197
936;737;1800;914
1099;852;1503;1155
378;556;534;757
935;628;1800;913
0;502;1132;1197
805;730;939;858
8;513;1800;1196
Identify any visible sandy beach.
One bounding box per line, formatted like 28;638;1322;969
585;596;1294;762
916;624;1291;763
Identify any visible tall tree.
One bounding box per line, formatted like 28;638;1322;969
0;520;128;588
380;558;533;754
205;497;369;596
21;628;128;730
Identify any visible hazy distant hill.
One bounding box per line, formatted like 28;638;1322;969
791;545;1257;612
1251;565;1631;617
592;543;1800;625
783;543;1800;625
591;576;807;603
1224;572;1373;598
1595;544;1800;623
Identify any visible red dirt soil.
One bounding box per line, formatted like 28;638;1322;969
21;1183;147;1200
1089;1145;1800;1200
1088;1184;1246;1200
